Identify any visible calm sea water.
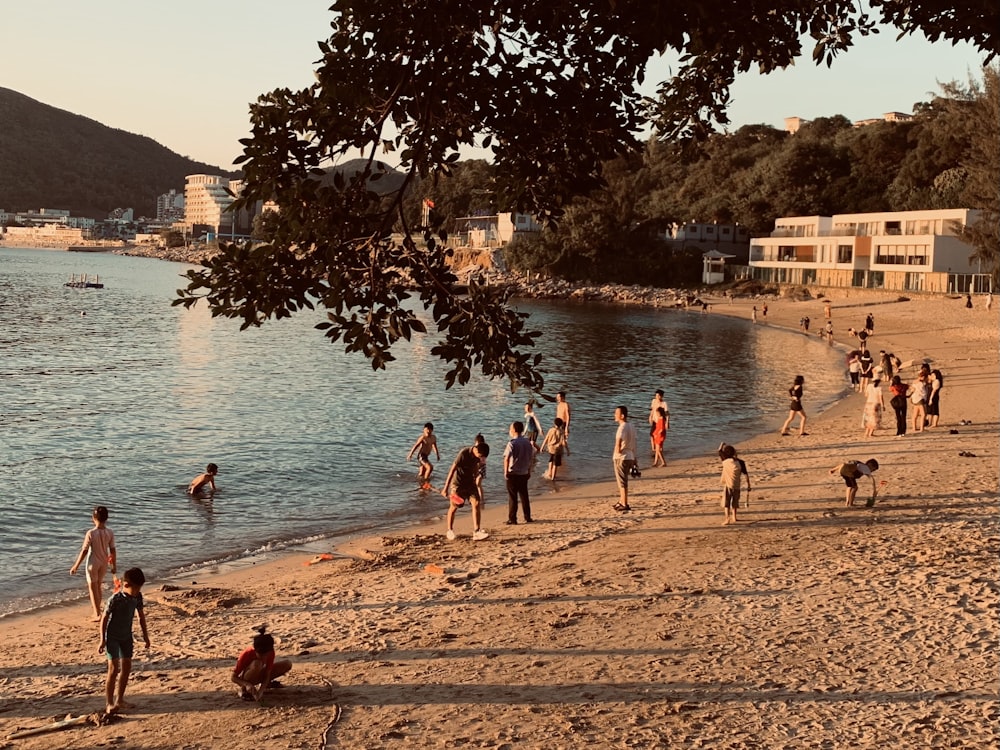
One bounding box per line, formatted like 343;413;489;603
0;247;848;616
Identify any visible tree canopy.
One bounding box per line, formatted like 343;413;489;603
175;0;998;392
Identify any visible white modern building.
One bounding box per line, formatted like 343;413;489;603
746;209;985;293
184;174;235;234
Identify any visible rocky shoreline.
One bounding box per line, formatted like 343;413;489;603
114;242;777;306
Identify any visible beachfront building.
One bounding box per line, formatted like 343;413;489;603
450;212;542;249
183;174;234;236
3;224;89;244
745;208;989;293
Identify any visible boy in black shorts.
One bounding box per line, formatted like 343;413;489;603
830;458;879;507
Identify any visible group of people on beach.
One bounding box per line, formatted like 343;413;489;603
408;393;573;540
68;462;292;715
843;313;945;439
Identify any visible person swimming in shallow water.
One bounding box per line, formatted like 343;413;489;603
187;463;219;495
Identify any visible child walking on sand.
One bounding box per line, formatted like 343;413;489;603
407;423;440;485
188;463;219;495
719;444;751;525
70;506;117;620
99;567;150;715
540;417;570;480
232;627;292;702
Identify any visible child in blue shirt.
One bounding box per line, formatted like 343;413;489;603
99;567;150;715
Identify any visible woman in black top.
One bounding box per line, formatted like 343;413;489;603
780;375;807;436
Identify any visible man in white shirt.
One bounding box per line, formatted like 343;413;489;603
612;406;637;511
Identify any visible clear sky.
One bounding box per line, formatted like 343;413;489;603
1;2;989;169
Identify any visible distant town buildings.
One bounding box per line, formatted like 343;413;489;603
785;111;915;133
156;188;185;223
450;212;543;248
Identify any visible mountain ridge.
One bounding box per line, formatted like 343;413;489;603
0;87;238;219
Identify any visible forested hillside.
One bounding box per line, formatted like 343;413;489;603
400;70;997;285
0;88;237;218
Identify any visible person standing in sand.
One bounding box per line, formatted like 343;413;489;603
99;567;150;715
910;372;929;433
651;407;668;467
862;377;885;438
442;441;490;541
612;406;637;511
719;443;747;525
858;349;875;393
889;375;909;437
830;459;880;507
780;375;807;436
847;351;861;392
648;389;669;455
927;370;943;428
70;505;117;621
555;391;572;438
503;421;534;524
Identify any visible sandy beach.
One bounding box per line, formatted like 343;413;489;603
1;291;997;749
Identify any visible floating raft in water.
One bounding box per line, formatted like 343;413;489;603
64;273;104;289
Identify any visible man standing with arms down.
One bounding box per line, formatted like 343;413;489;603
612;406;637;512
504;421;534;524
555;391;572;438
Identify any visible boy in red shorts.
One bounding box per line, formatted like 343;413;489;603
441;441;490;541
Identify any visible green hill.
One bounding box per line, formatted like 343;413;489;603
0;87;238;219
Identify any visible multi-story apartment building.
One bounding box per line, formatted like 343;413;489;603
746;209;984;293
184;174;234;235
156;189;185;223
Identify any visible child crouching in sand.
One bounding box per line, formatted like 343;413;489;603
830;458;880;507
232;627;292;702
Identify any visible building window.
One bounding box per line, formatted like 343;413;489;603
837;245;853;263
